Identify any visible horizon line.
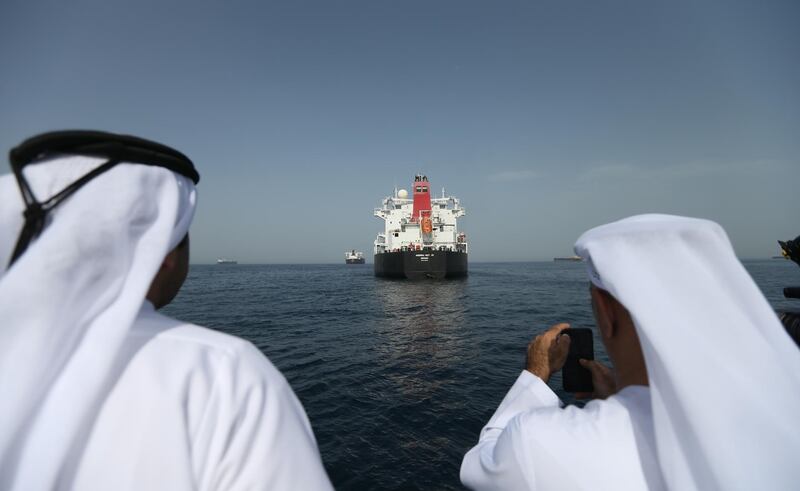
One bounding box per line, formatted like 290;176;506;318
191;257;787;266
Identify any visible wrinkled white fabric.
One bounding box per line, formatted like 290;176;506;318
0;156;196;488
573;214;800;490
0;155;332;490
462;214;800;490
461;371;661;491
70;301;332;491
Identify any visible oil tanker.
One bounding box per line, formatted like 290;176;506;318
345;250;365;264
373;175;467;279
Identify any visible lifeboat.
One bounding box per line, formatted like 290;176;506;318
421;216;433;235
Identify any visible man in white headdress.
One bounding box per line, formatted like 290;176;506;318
0;131;333;490
461;214;800;490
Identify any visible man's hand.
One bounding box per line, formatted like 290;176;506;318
526;323;571;383
575;359;617;399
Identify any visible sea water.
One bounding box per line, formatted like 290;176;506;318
162;260;799;490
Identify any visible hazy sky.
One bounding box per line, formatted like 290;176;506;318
1;0;797;263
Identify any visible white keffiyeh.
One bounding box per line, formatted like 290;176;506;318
575;214;800;490
0;155;196;489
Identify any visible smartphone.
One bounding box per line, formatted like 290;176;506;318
561;328;594;392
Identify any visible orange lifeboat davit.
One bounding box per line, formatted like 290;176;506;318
421;216;433;235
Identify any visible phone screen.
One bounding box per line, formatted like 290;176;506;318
561;327;594;392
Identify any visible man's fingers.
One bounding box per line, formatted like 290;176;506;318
579;358;602;376
549;322;571;335
580;358;612;374
557;333;571;353
532;323;570;344
543;323;570;342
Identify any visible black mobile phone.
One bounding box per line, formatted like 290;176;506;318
561;328;594;392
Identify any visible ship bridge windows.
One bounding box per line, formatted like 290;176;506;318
416;186;422;192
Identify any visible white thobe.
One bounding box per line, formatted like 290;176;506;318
461;371;663;491
69;302;333;490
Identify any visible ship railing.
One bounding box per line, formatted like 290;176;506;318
386;239;463;245
375;243;468;254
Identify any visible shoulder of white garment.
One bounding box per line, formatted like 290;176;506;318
481;371;561;436
135;301;273;358
131;303;288;384
510;385;649;448
500;386;655;491
460;371;561;491
461;374;654;491
123;303;334;490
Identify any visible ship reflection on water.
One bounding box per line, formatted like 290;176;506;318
372;278;469;399
366;277;474;489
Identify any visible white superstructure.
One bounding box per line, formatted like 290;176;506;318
374;176;467;255
345;250;365;261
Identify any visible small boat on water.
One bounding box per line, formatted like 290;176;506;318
216;258;237;264
554;256;583;262
346;250;365;264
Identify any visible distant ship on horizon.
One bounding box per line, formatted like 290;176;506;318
553;255;583;262
346;250;365;264
216;258;238;264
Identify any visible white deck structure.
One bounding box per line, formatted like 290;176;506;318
374;184;467;255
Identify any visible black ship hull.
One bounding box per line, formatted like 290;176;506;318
346;258;366;264
374;250;467;279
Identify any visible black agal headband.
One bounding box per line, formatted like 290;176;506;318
7;130;200;268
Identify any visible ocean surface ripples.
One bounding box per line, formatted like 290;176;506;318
163;260;798;490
